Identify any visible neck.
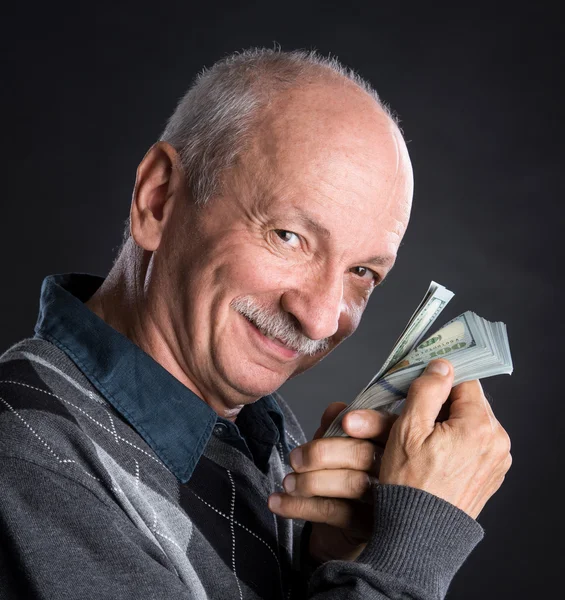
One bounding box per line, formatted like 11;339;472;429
85;238;241;422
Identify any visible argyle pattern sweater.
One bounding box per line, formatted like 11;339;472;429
0;272;484;600
0;336;485;600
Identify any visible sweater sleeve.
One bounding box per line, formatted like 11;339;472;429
300;484;484;600
0;456;196;600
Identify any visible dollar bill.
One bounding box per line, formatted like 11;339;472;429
365;281;454;388
324;284;513;438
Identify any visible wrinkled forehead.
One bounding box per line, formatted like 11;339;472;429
235;82;413;233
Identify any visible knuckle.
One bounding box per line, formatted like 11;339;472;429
348;471;370;496
283;495;309;518
502;428;512;453
275;493;296;515
296;472;316;496
279;493;294;512
494;428;511;458
352;441;375;469
310;472;326;496
310;440;331;467
319;497;338;521
295;496;311;515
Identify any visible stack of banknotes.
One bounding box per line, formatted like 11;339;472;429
324;282;513;438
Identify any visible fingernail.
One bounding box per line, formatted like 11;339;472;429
284;474;296;493
426;360;450;376
346;413;364;431
290;448;303;469
269;494;282;510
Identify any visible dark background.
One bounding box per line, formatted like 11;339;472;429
1;2;563;598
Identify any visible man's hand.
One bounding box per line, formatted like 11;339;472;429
380;359;512;518
268;402;397;562
268;359;512;562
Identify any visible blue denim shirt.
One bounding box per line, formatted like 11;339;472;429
34;273;291;482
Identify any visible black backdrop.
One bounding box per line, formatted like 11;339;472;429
2;2;563;598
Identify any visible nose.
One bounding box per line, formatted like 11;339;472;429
280;268;345;341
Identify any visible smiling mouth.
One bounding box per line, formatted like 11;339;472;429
244;315;290;346
241;314;299;358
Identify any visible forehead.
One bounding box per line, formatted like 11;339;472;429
233;82;412;246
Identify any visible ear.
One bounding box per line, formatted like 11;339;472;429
130;141;185;252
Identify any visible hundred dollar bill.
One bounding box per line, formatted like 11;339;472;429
365;281;454;388
324;286;513;438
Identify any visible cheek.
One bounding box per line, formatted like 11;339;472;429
210;247;293;296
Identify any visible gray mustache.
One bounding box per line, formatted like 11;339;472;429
231;296;330;356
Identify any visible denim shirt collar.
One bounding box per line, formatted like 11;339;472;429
34;273;288;483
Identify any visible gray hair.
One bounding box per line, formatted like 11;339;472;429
122;47;396;241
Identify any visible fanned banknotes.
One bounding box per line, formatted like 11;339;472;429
324;282;513;438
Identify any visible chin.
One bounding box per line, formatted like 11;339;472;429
231;351;333;396
228;376;287;401
216;356;293;401
232;356;304;400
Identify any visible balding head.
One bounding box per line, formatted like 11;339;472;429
159;48;403;207
232;78;412;234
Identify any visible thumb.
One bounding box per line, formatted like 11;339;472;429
400;359;454;428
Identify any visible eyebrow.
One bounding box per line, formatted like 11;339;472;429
293;209;331;239
291;208;396;269
365;255;396;268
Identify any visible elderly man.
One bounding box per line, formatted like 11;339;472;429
0;49;510;599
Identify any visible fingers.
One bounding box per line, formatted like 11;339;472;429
380;362;513;518
342;409;398;443
316;403;397;442
281;469;373;500
401;359;454;427
268;493;373;533
290;438;377;473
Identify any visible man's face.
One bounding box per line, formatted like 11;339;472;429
152;83;413;413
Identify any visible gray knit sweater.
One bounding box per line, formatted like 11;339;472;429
0;275;484;599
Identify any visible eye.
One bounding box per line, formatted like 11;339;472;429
350;266;379;283
273;229;301;249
